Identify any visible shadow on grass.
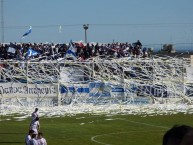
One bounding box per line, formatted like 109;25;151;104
0;132;24;134
0;142;23;144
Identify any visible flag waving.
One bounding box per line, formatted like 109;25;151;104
65;40;77;59
21;26;32;39
26;48;40;57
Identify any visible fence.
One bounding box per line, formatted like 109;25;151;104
0;56;193;106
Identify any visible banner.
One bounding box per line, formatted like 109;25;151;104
89;82;111;97
0;83;57;98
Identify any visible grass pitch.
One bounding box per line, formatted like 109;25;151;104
0;113;193;145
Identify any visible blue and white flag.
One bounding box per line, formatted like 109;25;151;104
66;40;77;58
21;26;32;39
26;48;40;57
7;47;16;54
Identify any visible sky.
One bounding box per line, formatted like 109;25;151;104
1;0;193;47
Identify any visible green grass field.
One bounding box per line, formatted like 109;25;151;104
0;113;193;145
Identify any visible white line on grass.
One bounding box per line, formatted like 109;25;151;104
115;118;168;129
91;130;165;145
91;118;168;145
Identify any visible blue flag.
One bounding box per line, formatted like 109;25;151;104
22;26;32;39
66;40;77;58
26;48;40;57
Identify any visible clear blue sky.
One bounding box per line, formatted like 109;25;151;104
1;0;193;45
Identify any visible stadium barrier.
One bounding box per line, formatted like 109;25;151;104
0;56;193;106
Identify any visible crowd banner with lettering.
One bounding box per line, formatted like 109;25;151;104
0;82;58;98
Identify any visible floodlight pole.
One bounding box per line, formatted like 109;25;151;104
1;0;4;43
83;24;89;44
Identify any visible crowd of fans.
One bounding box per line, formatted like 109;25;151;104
0;40;153;61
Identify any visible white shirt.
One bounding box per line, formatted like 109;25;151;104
30;120;40;134
32;111;38;120
25;134;31;145
37;138;47;145
27;138;38;145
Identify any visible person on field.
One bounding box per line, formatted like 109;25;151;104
32;108;39;120
180;129;193;145
29;117;40;134
163;125;193;145
28;133;38;145
25;130;34;145
37;132;47;145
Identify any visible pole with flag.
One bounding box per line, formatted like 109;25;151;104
65;40;77;60
21;26;32;40
25;48;40;60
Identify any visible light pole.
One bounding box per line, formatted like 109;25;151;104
1;0;4;43
83;24;89;43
